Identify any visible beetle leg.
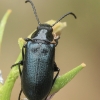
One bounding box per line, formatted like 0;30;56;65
18;63;22;77
11;61;23;77
18;89;23;100
11;45;25;77
11;44;25;69
11;61;23;68
44;63;60;100
22;44;26;60
52;62;60;85
18;45;26;77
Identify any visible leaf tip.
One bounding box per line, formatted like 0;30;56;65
81;63;86;67
7;9;12;13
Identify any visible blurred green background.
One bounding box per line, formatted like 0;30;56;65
0;0;100;100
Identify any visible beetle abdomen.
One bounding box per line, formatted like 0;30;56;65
21;41;55;100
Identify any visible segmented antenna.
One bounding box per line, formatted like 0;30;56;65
52;12;77;27
25;0;41;25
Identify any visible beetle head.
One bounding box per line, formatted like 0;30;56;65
31;24;54;42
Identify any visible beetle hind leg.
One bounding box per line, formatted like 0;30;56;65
52;62;60;85
44;62;60;100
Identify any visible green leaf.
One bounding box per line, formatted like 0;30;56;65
0;9;12;51
50;63;86;95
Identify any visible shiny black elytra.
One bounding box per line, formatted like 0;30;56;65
11;0;76;100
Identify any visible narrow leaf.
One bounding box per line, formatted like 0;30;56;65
50;63;86;95
0;9;12;51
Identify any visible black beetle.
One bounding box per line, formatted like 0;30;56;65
11;0;76;100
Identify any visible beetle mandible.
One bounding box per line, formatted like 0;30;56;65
11;0;76;100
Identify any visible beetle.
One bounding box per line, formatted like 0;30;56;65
11;0;76;100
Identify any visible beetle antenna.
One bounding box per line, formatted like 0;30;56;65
25;0;41;25
52;12;77;27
